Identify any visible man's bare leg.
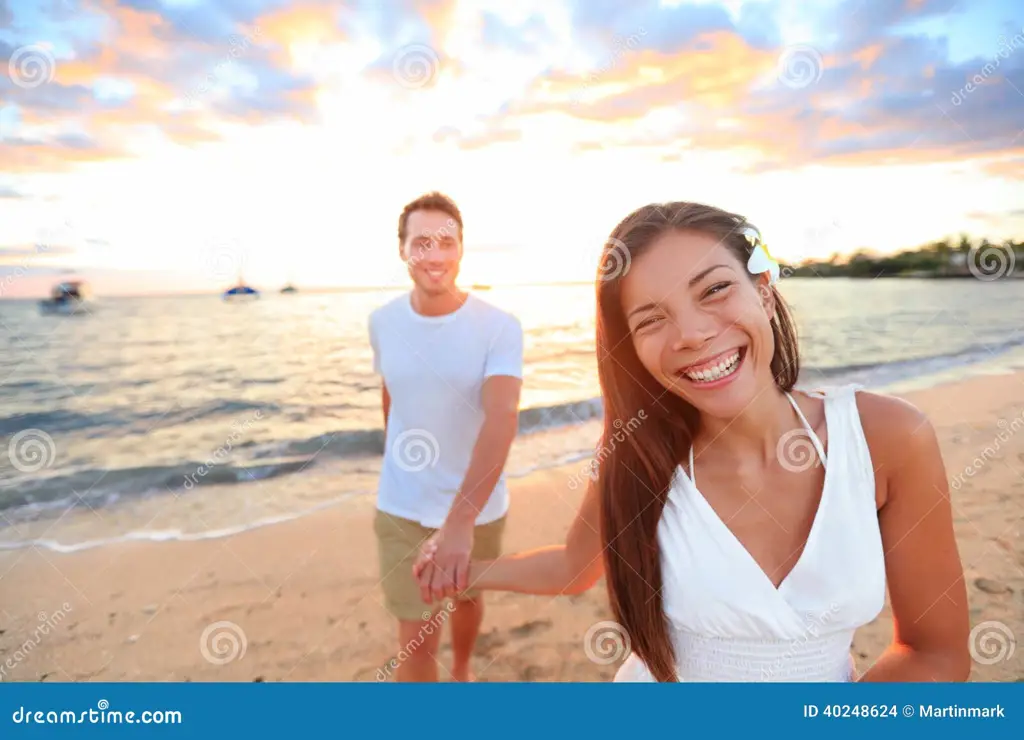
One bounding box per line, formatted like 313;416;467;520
450;596;483;682
394;616;443;682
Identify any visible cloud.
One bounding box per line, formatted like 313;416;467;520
113;0;284;43
0;130;126;173
568;0;736;54
1;0;321;173
479;10;558;55
432;122;522;149
2;0;1021;189
441;2;1024;174
0;244;77;262
821;0;963;53
336;0;459;48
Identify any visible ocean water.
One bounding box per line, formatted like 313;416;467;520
3;278;1024;552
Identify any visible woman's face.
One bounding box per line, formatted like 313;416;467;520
619;229;776;420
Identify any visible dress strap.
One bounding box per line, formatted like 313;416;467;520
784;392;827;467
686;391;828;488
687;445;696;486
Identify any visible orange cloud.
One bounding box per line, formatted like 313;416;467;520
417;0;460;47
492;29;1023;174
0;140;127;174
528;31;780;121
981;155;1024;180
256;4;342;46
852;43;885;70
253;3;344;70
98;0;174;63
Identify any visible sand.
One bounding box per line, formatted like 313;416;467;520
1;373;1022;683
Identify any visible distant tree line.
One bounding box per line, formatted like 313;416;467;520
782;235;1024;279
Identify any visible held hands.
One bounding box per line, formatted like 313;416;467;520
413;517;474;604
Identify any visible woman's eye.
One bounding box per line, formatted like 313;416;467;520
634;316;661;331
704;281;733;298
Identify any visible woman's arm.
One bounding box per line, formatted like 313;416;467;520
856;392;971;682
414;479;605;602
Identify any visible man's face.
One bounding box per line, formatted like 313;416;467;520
401;209;461;295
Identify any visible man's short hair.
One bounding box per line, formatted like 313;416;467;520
397;192;463;244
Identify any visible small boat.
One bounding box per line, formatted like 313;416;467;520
223;283;260;300
280;284;298;294
223;271;260;301
39;280;92;315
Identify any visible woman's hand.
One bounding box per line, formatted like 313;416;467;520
412;539;436;578
413;536;442;603
411;479;606;600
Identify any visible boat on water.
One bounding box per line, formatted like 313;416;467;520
39;280;92;316
223;283;260;300
280;284;298;294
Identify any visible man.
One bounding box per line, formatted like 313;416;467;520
368;191;523;682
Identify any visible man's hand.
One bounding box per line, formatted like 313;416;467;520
415;517;474;604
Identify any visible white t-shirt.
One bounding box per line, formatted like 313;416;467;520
368;293;524;528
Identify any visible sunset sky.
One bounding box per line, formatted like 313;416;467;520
1;0;1022;297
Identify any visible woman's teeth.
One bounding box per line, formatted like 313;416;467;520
683;350;741;383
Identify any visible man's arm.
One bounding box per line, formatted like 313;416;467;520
381;383;390;432
421;314;524;602
444;375;522;526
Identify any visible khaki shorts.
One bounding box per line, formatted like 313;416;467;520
374;509;506;622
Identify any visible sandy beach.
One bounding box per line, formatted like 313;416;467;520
2;372;1022;683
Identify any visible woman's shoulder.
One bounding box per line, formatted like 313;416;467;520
799;384;936;459
852;388;932;436
850;389;940;481
801;385;929;429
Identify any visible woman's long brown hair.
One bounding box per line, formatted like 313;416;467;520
594;202;801;682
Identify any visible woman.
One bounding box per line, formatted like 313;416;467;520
414;201;971;682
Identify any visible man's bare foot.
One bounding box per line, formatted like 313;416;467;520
450;665;476;682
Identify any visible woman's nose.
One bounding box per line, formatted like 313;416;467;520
669;315;716;353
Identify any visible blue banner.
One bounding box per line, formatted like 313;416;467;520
1;683;1021;738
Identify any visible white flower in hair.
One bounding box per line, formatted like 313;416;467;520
742;226;780;285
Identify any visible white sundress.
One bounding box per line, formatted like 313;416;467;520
614;384;887;682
